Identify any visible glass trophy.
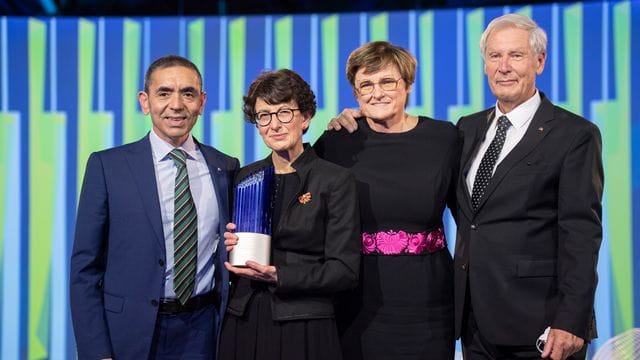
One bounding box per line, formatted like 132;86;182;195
229;166;274;266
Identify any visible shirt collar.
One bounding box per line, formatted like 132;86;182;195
494;90;541;130
149;129;198;163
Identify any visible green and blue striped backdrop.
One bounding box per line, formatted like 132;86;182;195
0;1;638;358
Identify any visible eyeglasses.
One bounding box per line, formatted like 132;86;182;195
254;108;300;126
356;78;403;95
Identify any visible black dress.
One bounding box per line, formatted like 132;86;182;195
314;117;461;360
219;173;343;360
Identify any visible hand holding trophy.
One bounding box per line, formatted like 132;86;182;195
228;166;274;267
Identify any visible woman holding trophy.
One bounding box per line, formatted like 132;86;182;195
219;69;360;360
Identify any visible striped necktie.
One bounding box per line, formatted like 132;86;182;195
471;115;512;211
169;149;197;305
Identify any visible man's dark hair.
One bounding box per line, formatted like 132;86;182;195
143;55;203;92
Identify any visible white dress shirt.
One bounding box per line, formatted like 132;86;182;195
149;130;220;299
466;91;542;195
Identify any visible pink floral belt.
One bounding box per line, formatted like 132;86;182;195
361;228;446;255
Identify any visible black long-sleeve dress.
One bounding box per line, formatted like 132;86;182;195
314;116;461;359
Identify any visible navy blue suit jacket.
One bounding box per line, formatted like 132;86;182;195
70;135;239;359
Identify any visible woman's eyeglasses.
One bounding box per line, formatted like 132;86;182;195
356;78;403;95
254;109;300;126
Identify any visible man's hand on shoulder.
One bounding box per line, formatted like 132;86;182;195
541;328;584;360
327;108;362;133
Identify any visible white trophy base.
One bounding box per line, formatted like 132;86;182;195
229;232;271;266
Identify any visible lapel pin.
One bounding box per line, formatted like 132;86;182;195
538;127;544;132
217;167;221;172
298;192;312;204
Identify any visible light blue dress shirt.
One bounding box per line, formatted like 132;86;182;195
149;130;220;299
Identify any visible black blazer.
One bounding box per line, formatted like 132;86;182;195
454;93;603;345
226;145;361;321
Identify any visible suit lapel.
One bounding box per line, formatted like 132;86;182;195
458;109;493;219
196;140;230;225
125;136;165;250
474;97;555;212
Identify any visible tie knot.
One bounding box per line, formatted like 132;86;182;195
497;115;511;131
169;149;188;167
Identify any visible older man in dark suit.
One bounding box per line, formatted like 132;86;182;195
70;55;239;359
454;14;603;360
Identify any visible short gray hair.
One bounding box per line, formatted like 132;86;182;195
479;13;547;60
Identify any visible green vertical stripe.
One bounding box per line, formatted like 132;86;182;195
123;19;148;143
0;113;18;264
407;11;434;118
246;15;294;160
251;16;295;160
29;18;67;360
212;18;246;163
449;9;484;122
516;6;533;18
188;18;205;140
369;13;388;41
77;19;114;195
555;4;583;114
595;1;633;334
307;15;339;144
275;16;293;70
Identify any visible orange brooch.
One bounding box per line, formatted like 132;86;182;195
298;192;312;204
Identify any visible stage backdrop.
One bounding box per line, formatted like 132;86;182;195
0;1;638;358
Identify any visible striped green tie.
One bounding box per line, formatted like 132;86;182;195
169;149;197;305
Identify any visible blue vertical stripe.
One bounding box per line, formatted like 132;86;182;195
591;3;613;350
408;11;417;108
264;16;272;70
551;4;559;100
49;18;66;360
310;15;318;95
211;17;227;146
1;17;7;111
98;18;105;112
456;9;463;104
49;18;57;112
50;119;67;360
601;4;610;101
359;13;367;44
179;18;186;57
143;18;151;79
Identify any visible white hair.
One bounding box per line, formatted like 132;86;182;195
479;13;547;60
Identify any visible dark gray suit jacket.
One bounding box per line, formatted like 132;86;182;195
454;93;603;345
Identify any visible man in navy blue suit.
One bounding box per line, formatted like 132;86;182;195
70;55;239;359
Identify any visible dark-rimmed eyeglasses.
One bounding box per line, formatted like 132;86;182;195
254;109;300;126
356;78;403;95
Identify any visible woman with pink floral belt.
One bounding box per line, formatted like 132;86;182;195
314;41;461;359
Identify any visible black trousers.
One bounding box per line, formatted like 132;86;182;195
461;300;587;360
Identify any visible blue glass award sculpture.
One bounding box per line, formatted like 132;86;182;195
229;166;275;266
